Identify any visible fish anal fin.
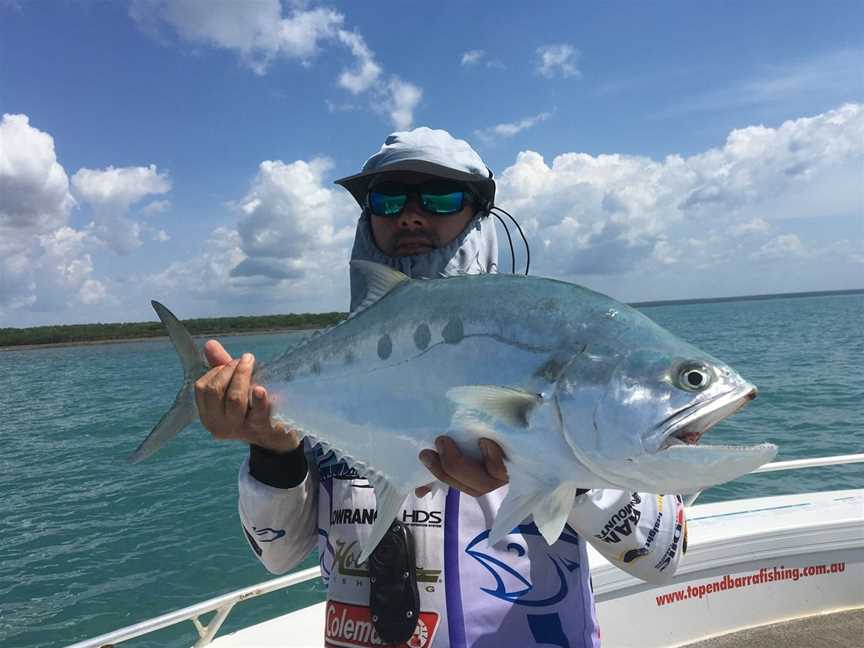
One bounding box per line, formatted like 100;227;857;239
489;471;580;548
532;482;579;544
349;261;410;316
447;385;542;429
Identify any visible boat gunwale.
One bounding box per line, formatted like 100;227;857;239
65;453;864;648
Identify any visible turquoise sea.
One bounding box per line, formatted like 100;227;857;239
1;293;862;647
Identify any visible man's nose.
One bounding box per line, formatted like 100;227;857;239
397;195;429;228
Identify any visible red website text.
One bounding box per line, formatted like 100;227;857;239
655;562;846;607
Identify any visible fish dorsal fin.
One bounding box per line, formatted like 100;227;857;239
349;260;410;316
447;385;542;428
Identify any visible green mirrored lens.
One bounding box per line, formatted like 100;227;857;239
421;191;463;214
370;192;407;216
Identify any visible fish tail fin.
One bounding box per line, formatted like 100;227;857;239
127;301;209;463
489;467;581;547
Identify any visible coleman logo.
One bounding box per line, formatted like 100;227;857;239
325;601;439;648
595;492;642;544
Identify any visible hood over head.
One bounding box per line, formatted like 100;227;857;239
339;127;498;312
348;213;498;312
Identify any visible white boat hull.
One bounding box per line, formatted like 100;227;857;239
207;489;863;647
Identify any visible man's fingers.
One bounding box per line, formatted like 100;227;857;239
223;353;254;430
204;339;232;368
247;384;272;424
435;436;505;495
195;360;239;438
480;438;509;482
419;448;483;497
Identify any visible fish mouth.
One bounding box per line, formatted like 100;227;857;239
658;385;758;450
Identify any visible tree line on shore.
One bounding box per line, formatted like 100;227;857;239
0;312;348;348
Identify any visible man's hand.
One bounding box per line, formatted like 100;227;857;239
195;340;300;453
416;436;508;497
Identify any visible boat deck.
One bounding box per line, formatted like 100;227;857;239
684;608;863;647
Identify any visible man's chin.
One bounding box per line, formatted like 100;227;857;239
394;243;435;256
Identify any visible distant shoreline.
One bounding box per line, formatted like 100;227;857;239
2;288;860;351
0;326;319;352
631;288;863;308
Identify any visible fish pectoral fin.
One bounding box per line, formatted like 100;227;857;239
349;260;410;316
359;475;408;564
489;472;580;547
447;385;542;429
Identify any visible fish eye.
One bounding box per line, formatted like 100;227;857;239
676;363;712;391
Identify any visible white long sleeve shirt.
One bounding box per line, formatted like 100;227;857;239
237;445;686;648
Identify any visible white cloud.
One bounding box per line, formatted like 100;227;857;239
130;0;343;74
752;234;807;261
0;115;104;316
72;164;172;254
383;78;423;131
0;113;76;233
732;218;770;236
130;1;420;130
336;30;381;94
139;199;171;217
79;279;107;305
497;103;863;281
72;164;171;210
476;111;551;141
536;44;581;79
143;158;358;315
461;49;485;66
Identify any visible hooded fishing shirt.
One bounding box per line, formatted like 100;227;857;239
237;213;686;647
239;448;685;648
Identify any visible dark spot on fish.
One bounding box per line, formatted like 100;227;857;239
344;350;355;365
441;317;464;344
377;334;392;360
311;361;321;375
535;357;565;382
414;323;431;350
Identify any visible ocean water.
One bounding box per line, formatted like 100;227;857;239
1;293;861;647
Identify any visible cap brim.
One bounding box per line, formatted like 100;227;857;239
335;160;494;207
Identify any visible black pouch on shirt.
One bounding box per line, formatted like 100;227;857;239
368;520;420;645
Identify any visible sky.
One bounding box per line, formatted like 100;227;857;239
1;0;862;327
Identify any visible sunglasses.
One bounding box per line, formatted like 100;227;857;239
366;181;476;217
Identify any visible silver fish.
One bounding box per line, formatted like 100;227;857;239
131;261;775;561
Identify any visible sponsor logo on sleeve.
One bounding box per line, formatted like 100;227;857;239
654;502;685;572
594;492;642;544
253;527;286;542
620;497;664;563
325;600;439;648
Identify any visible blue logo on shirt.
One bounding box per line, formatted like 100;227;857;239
253;527;286;542
465;523;581;607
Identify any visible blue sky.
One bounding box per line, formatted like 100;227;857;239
1;0;862;326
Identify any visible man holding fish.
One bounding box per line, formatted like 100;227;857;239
190;128;702;647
